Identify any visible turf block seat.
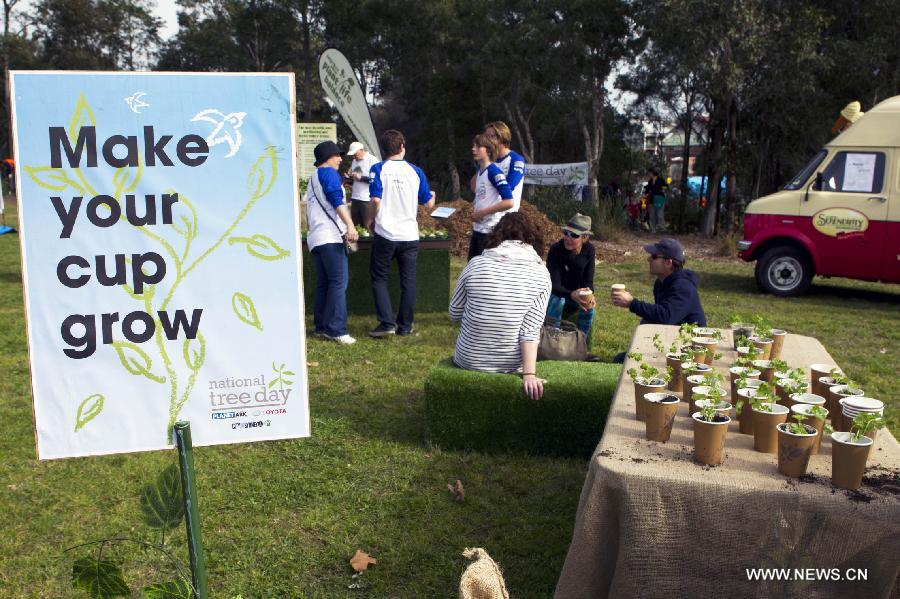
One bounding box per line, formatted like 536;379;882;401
424;359;621;457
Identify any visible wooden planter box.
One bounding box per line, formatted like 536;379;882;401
302;239;451;315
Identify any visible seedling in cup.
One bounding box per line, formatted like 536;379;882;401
850;412;885;443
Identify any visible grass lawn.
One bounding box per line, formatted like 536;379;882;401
1;202;897;597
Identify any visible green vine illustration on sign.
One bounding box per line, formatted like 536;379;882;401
27;93;289;440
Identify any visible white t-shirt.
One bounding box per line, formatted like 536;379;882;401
369;159;432;242
306;167;347;250
350;152;379;201
472;163;513;234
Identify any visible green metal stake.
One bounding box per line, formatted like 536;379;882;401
174;421;209;599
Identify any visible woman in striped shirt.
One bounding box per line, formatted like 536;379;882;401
449;212;551;400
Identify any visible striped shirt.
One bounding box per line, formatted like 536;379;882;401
449;241;551;373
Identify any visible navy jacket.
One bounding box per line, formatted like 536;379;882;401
629;269;706;326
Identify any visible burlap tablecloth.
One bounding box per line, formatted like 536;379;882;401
555;325;900;599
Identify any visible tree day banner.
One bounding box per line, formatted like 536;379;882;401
10;71;309;460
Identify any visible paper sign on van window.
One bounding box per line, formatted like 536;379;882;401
813;208;869;238
842;153;876;192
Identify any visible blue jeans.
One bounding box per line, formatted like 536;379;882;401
370;234;418;333
546;294;595;338
311;243;349;337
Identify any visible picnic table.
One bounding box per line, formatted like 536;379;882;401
555;324;900;599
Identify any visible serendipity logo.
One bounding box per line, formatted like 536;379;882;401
208;361;294;415
812;208;869;238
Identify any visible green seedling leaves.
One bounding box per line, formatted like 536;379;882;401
72;557;129;598
232;292;263;330
112;342;166;384
74;394;105;432
139;464;184;530
228;234;290;261
141;579;192;598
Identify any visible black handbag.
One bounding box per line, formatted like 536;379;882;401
537;319;588;361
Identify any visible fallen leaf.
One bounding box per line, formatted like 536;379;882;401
447;479;465;502
307;361;319;367
879;348;887;354
365;360;374;365
350;550;377;572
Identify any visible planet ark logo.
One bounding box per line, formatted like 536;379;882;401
209;362;294;413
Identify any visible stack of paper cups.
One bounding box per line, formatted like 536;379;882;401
838;397;884;439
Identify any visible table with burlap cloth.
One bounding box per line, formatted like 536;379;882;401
555;324;900;599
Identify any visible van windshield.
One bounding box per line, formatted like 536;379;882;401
783;150;827;190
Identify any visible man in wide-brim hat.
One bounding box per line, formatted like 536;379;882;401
545;213;596;338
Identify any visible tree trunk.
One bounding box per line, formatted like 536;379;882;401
446;117;460;199
722;98;738;234
678;105;692;233
299;0;313;119
700;94;730;236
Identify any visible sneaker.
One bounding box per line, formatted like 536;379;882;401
368;324;397;338
325;333;356;345
313;330;327;339
396;327;414;336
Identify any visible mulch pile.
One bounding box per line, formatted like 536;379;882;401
419;200;563;259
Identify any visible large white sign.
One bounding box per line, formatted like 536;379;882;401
524;162;589;186
297;122;337;181
11;71;309;459
318;48;381;160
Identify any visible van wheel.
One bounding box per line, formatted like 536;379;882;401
755;247;813;297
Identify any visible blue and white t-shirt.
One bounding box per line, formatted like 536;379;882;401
472;163;513;234
495;150;526;210
369;159;432;241
306;166;347;250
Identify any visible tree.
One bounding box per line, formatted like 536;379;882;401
30;0;161;69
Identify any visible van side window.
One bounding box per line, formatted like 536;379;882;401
820;151;885;193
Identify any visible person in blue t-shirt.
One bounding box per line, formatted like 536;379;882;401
485;121;526;211
305;141;359;345
469;133;514;259
367;129;435;337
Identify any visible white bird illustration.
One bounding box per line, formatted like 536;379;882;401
125;91;149;114
191;109;247;158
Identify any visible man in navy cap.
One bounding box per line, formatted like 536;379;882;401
611;238;706;326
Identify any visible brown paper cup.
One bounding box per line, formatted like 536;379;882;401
769;329;786;360
730;367;760;404
692;414;730;466
666;354;686;392
644;394;680;442
689;385;727;417
810;364;838;396
634;379;666;421
792;404;828;455
827;385;864;426
735;388;759;435
751;338;773;360
776;423;817;477
831;432;874;490
752;360;775;383
752;404;789;453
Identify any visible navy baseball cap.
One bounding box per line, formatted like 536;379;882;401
643;239;685;263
